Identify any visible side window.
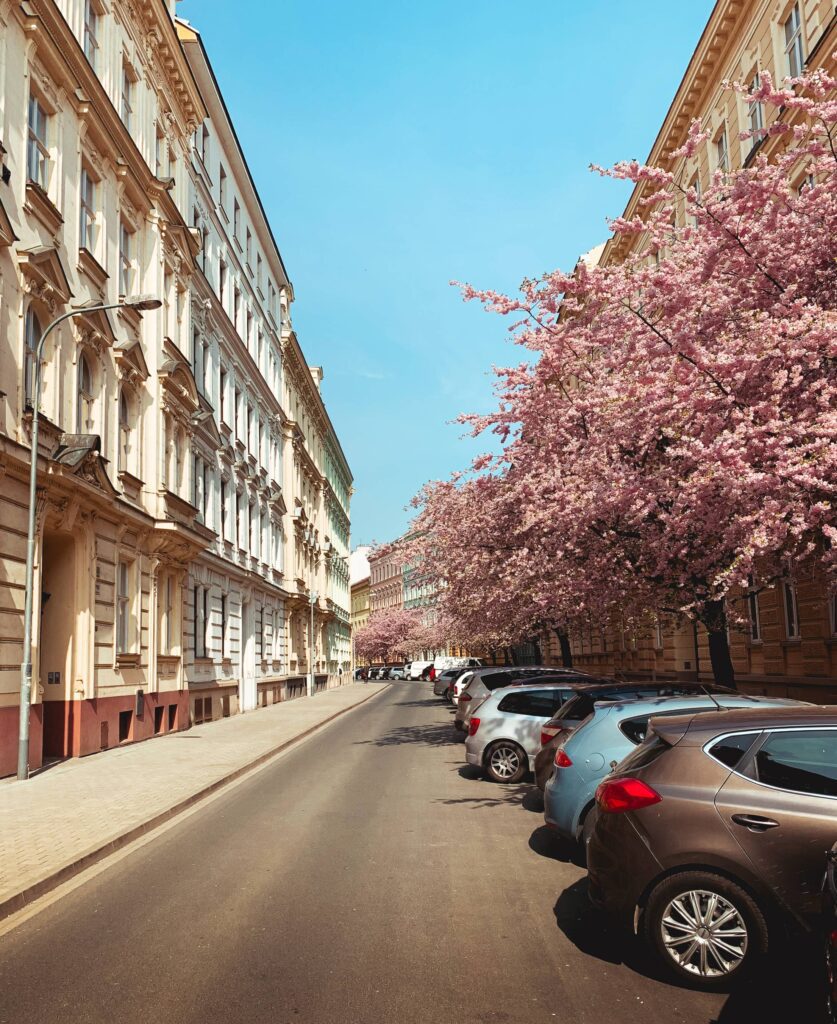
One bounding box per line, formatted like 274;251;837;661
708;731;761;769
754;730;837;797
498;690;555;717
623;708;719;747
551;689;570;713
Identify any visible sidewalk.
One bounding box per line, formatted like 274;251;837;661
0;682;389;919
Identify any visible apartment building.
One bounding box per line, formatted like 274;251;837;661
0;0;206;775
369;543;404;615
564;0;837;699
0;1;352;777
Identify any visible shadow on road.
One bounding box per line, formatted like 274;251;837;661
356;723;459;747
394;699;442;708
554;877;827;1023
530;825;586;867
435;780;532;809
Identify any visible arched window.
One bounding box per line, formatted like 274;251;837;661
24;308;41;409
77;353;94;431
118;387;132;473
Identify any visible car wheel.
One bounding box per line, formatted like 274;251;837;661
445;687;454;704
643;871;768;989
485;741;528;784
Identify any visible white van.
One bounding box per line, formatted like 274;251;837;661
409;660;434;680
433;656;482;673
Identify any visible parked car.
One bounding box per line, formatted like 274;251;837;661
403;662;412;678
353;667;366;680
826;843;837;1023
465;681;599;783
449;672;475;706
587;705;837;988
534;680;740;790
409;660;433;680
544;693;803;847
434;655;482;673
434;667;468;698
388;665;406;680
455;667;598;731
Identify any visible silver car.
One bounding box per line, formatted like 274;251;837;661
464;682;585;783
454;666;592;731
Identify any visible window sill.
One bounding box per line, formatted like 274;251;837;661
780;638;802;648
24;180;63;234
116;652;141;667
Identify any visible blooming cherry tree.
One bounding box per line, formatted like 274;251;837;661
412;61;837;686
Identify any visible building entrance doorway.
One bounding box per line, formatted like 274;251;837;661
40;531;77;760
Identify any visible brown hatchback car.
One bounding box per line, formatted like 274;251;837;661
587;705;837;989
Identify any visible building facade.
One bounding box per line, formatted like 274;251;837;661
0;0;351;777
369;543;404;615
559;0;837;699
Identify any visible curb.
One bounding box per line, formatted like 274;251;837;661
0;683;391;923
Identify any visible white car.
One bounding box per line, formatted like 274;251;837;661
464;682;585;783
449;671;474;706
409;660;433;680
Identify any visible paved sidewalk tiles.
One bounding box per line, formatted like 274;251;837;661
0;682;389;919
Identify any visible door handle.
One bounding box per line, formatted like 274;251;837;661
731;813;780;832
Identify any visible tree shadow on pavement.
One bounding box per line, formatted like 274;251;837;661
554;878;827;1023
435;782;532;809
355;723;459;747
394;698;443;708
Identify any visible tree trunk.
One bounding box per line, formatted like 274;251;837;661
531;635;543;664
504;646;518;666
553;628;573;668
703;600;736;689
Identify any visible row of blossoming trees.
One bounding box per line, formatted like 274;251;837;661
402;64;837;687
353;607;442;665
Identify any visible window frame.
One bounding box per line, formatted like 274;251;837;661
83;0;100;68
120;59;135;132
118;219;134;297
115;558;137;655
79;164;97;253
784;3;805;78
27;93;51;191
783;580;800;640
77;352;95;432
23;307;41;410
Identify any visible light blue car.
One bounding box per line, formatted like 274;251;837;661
543;693;804;846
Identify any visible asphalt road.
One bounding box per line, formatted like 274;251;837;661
0;683;823;1024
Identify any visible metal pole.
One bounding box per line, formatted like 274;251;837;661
16;302;144;780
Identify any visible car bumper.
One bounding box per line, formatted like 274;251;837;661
586;813;662;922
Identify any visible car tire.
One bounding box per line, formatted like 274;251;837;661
445;687;454;704
643;871;768;990
484;741;528;784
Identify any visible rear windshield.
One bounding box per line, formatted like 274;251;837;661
615;734;670;772
555;684;737;724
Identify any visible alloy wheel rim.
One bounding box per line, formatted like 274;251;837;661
660;889;748;977
490;745;521;779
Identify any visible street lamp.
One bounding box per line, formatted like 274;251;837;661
307;589;318;697
16;295;161;780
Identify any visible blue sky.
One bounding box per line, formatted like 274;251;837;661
178;0;713;546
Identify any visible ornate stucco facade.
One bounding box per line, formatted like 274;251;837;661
0;0;351;777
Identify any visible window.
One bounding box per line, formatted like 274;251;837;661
754;730;837;797
233;199;240;240
748;72;764;136
234;388;242;439
23;308;41;409
654;616;664;650
219;164;227;208
116;560;133;654
155;125;167;178
220;478;227;539
233;287;240;329
715;129;729;174
783;580;800;639
245;228;252;267
119;221;133;296
77;353;94;431
83;0;99;67
256;254;262;291
497;689;564;716
220;595;227;658
748;580;761;642
784;3;804;78
79;166;96;252
162;574;174;655
118;388;131;473
200;124;210;163
708;731;760;770
235;490;241;548
192;328;205;394
219;368;227;423
194;585;208;658
120;61;134;131
192;454;205;518
27;94;50;189
830;595;837;638
219;260;227;305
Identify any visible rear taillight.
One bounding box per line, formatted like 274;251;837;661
540;725;563;746
468;717;481;737
554;748;573;768
460;693;471;702
596;777;661;813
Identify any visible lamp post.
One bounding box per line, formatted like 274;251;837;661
307;589;318;697
16;295;161;781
